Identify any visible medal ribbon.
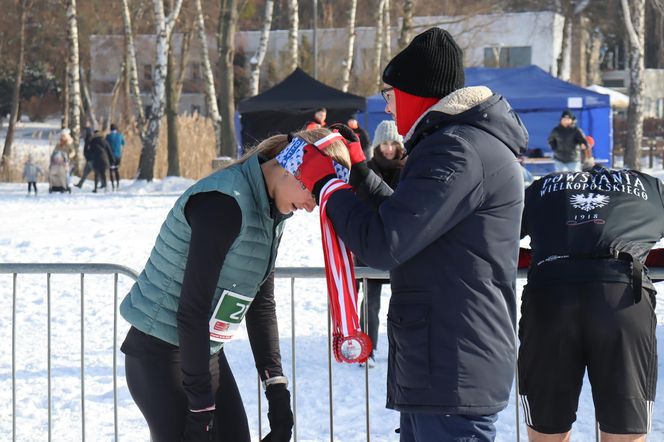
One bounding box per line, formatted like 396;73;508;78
319;179;372;363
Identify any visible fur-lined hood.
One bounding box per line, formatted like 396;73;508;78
403;86;528;157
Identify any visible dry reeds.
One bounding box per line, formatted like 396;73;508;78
121;114;218;180
1;114;218;183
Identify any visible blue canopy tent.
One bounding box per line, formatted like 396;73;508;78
358;65;612;170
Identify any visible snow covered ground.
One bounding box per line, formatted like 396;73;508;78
0;179;662;442
0;119;662;441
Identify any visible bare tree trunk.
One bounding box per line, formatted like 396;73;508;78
217;0;238;158
109;64;125;130
373;0;386;91
382;0;391;65
622;0;645;170
165;29;191;177
249;0;274;95
79;66;98;129
137;0;184;181
66;0;81;170
123;45;132;126
556;14;572;79
195;0;223;155
2;0;28;161
176;31;192;99
122;0;145;131
586;28;603;85
397;0;413;51
166;26;180;176
287;0;299;72
61;69;69;129
340;0;357;92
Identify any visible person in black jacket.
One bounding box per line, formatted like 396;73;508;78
518;166;662;441
297;28;527;441
75;123;95;188
88;130;114;192
547;109;589;172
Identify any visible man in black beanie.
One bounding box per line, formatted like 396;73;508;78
547;109;589;172
294;27;528;441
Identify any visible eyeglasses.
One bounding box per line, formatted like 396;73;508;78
380;87;394;103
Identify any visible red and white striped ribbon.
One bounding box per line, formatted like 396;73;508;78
319;179;372;363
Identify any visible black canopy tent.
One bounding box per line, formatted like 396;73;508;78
237;68;367;149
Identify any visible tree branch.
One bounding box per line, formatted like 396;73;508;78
621;0;643;52
574;0;592;14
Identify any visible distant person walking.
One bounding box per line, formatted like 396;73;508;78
88;130;115;193
75;127;95;188
23;154;43;195
105;123;125;190
547;110;589;172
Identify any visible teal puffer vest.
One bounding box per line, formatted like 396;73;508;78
120;155;286;354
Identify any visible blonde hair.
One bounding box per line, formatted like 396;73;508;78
231;128;351;170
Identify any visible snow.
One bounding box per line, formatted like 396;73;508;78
0;119;662;441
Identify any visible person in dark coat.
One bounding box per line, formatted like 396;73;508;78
547;109;589;172
297;28;527;441
75;126;95;188
88;130;115;192
347;118;371;158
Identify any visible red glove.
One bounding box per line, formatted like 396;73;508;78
329;123;365;165
295;144;337;194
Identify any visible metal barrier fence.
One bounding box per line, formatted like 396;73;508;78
2;263;661;441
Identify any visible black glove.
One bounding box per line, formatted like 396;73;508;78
262;384;293;442
182;409;215;442
328;123;360;143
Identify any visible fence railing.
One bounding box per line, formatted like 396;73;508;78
2;263;661;441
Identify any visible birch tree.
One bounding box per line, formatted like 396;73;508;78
249;0;274;96
195;0;223;155
621;0;645;169
121;0;145;131
340;0;357;92
166;30;192;177
382;0;391;65
397;0;413;51
373;0;386;91
66;0;81;167
217;0;238;158
287;0;299;72
2;0;29;161
137;0;184;181
80;66;98;129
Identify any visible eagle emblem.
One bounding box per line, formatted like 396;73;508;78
570;193;610;212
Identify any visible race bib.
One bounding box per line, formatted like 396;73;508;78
209;290;253;343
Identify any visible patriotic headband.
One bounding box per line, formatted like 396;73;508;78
275;134;350;183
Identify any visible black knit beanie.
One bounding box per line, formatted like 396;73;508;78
382;27;464;98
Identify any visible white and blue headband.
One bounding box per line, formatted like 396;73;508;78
275;133;350;183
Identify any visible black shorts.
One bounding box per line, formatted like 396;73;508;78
518;282;657;435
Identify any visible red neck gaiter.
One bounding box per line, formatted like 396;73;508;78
394;88;439;136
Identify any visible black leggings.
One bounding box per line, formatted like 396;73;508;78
27;182;37;193
125;349;250;442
